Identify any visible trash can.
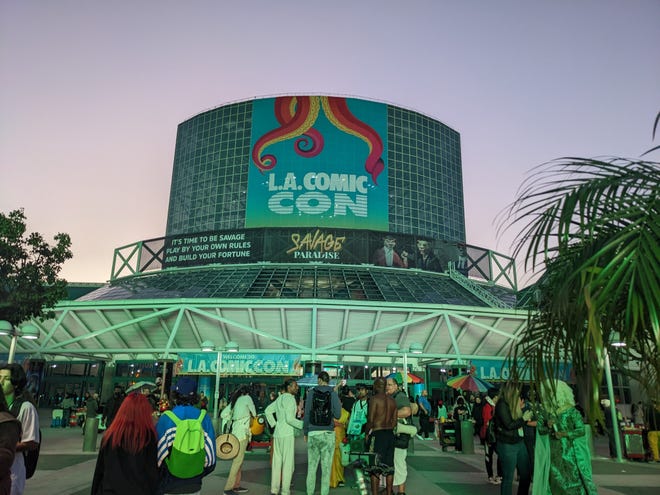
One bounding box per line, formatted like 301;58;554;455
460;420;475;454
83;417;99;452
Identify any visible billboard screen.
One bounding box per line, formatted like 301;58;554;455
162;228;468;276
246;96;389;230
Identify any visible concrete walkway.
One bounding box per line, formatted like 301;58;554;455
28;409;660;495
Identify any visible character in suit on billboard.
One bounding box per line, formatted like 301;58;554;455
406;239;442;272
372;235;408;268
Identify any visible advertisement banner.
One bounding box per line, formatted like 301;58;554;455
161;228;468;275
176;352;301;376
246;96;389;230
163;230;262;268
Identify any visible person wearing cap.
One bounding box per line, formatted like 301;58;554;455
385;376;412;495
372;235;408;268
156;377;216;495
347;384;369;438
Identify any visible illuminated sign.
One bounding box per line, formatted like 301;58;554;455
163;231;259;268
161;228;466;275
246;96;388;229
286;229;347;261
471;359;573;382
177;352;302;376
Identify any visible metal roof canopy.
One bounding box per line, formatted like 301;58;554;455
8;298;528;366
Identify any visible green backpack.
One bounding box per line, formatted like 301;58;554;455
163;409;207;478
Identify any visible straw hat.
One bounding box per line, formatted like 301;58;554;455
216;433;240;460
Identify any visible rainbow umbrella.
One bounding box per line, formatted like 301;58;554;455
386;371;424;384
446;374;494;393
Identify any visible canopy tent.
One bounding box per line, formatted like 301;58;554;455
385;371;424;384
446;374;495;393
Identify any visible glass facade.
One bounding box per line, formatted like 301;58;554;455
80;263;513;306
166;101;253;234
387;105;464;241
166;96;466;243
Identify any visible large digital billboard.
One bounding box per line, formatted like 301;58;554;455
246;96;389;230
162;228;468;275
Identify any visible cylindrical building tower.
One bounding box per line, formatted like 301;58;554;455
166;95;465;243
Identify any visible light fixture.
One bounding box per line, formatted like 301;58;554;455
224;341;239;353
21;325;39;340
200;340;215;352
408;342;424;354
0;321;40;364
386;343;401;354
0;321;12;336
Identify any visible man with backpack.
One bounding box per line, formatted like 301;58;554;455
156;377;216;495
0;363;40;495
303;371;341;495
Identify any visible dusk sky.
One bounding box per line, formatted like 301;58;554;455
2;1;658;284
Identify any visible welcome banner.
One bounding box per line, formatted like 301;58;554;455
177;352;301;376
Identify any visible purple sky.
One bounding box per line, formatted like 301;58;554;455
2;1;658;284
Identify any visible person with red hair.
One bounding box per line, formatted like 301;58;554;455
91;392;159;495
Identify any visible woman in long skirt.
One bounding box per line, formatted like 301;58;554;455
330;406;350;487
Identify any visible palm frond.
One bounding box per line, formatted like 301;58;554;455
503;153;659;418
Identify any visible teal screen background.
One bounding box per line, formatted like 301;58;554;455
246;97;389;229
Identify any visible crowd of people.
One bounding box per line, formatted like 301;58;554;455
2;366;659;495
84;371;420;495
408;380;603;495
78;374;660;495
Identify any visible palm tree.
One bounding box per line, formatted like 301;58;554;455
499;130;659;418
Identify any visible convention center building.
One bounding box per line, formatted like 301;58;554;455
8;95;597;409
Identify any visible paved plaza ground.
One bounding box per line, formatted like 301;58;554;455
28;409;660;495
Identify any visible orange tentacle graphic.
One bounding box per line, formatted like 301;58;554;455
251;96;321;172
321;97;385;184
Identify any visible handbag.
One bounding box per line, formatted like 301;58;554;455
393;432;411;449
395;422;417;436
486;419;497;445
393;421;416;449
